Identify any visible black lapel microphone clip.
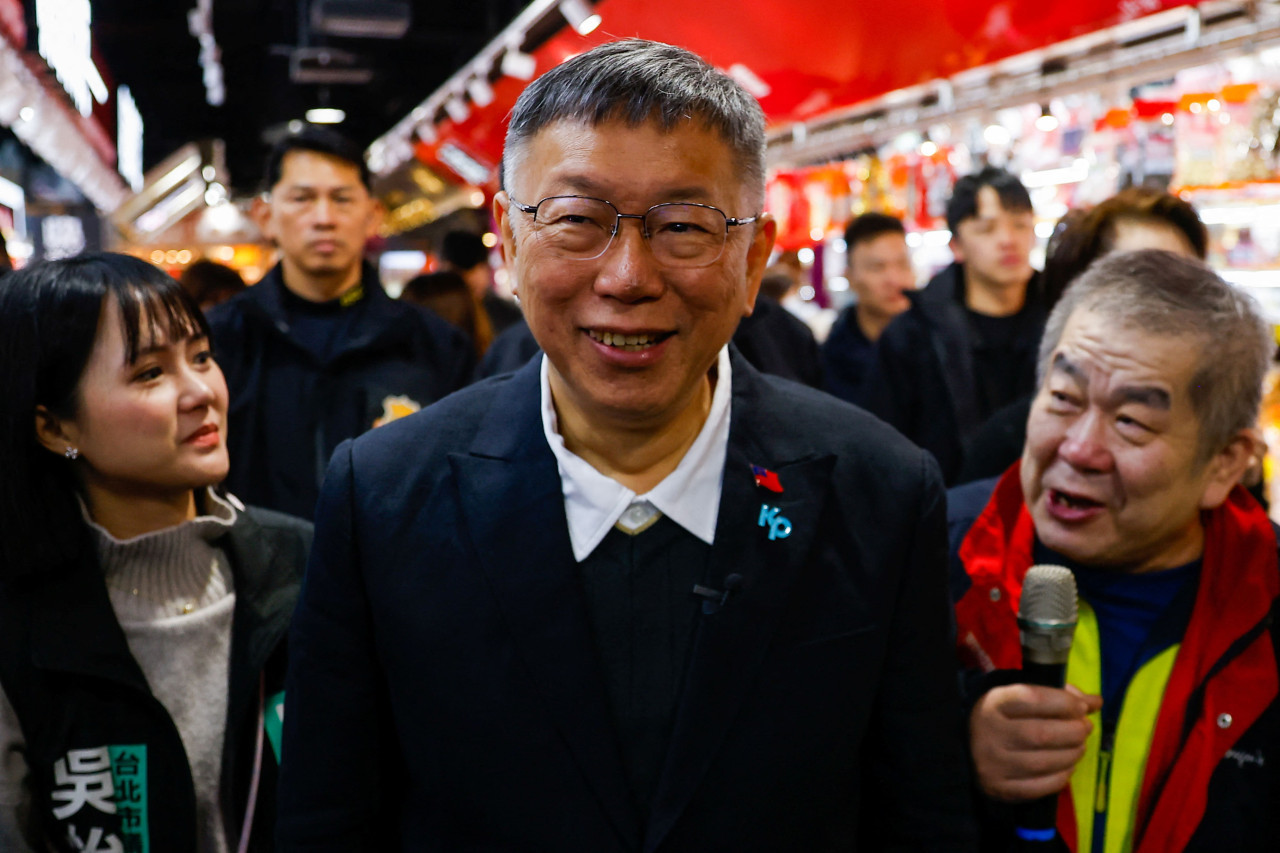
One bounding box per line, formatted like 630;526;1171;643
692;573;743;615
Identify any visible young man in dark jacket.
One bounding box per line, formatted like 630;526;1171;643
208;129;474;519
821;212;916;408
949;250;1278;852
871;167;1044;484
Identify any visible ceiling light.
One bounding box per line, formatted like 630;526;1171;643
306;107;346;124
466;77;494;108
311;0;411;38
983;124;1011;146
1034;104;1059;132
500;47;537;80
444;96;470;124
18;106;33;122
416;123;437;144
558;0;601;35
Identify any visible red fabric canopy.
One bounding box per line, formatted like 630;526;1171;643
417;0;1196;186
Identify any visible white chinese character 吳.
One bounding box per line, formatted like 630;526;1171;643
52;747;116;819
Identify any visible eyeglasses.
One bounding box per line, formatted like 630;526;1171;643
508;195;758;269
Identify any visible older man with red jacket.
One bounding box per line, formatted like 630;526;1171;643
949;250;1279;852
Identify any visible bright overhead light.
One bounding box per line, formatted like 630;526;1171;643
466;77;494;108
306;107;346;124
983;124;1011;146
1035;103;1059;132
444;96;470;124
416;122;437;144
18;106;33;122
500;47;537;80
558;0;601;35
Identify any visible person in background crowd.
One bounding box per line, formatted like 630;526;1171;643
764;252;837;343
207;128;474;520
278;38;975;851
958;187;1208;483
821;212;916;408
950;250;1276;852
181;258;247;312
0;253;310;853
474;315;542;378
441;229;523;344
726;267;823;388
400;270;485;358
872;166;1044;484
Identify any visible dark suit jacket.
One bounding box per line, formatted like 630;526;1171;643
278;352;975;852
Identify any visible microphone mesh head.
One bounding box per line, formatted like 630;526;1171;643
1019;564;1077;625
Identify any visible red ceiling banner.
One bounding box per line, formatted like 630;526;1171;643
420;0;1198;186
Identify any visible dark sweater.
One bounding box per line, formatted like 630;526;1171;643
577;516;711;823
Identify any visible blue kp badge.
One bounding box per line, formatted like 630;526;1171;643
758;504;792;540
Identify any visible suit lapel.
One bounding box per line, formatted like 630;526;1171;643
645;359;835;849
451;361;641;849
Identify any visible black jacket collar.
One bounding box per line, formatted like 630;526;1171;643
239;262;422;360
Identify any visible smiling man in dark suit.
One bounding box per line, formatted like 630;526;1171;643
277;39;975;852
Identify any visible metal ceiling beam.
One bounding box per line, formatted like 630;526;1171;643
767;0;1280;168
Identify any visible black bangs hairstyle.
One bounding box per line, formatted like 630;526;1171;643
0;252;210;580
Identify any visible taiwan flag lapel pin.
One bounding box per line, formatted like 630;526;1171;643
750;464;783;493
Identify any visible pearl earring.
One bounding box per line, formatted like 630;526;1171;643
64;446;79;460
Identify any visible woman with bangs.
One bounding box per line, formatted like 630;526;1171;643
0;252;310;852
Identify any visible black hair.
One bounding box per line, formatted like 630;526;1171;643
400;270;484;354
181;259;246;308
264;126;372;193
945;166;1032;234
0;252;210;579
440;231;488;270
844;212;906;254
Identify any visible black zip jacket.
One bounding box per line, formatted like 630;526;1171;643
208;263;475;519
869;263;1046;484
0;504;311;852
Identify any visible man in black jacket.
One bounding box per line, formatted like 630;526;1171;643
871;167;1044;483
821;212;916;408
208;129;474;519
278;39;975;852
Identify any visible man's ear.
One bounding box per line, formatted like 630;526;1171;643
493;191;518;294
364;197;385;241
34;405;75;457
949;234;967;265
1198;428;1260;510
251;195;275;244
741;213;777;317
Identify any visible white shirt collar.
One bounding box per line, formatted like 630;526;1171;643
540;346;732;562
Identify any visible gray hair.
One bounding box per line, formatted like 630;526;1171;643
502;39;767;207
1038;249;1272;463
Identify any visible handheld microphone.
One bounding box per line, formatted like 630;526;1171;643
1013;564;1078;849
